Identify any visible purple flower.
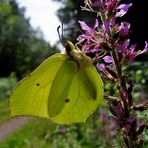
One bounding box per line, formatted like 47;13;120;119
102;19;115;38
78;19;99;33
116;39;137;63
119;22;131;37
84;0;104;10
105;0;118;10
79;0;147;145
127;44;137;63
116;39;130;53
97;63;114;80
103;20;111;36
116;40;148;63
91;0;104;7
83;0;120;14
77;19;100;53
83;1;132;19
144;41;148;50
116;3;133;17
136;41;148;56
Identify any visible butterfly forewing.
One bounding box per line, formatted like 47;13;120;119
10;54;67;118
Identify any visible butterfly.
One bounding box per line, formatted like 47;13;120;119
10;41;103;124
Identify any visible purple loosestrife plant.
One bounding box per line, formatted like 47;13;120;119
76;0;148;147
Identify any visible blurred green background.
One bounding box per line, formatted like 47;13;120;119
0;0;147;147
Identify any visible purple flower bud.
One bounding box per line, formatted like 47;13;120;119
114;104;124;118
103;55;113;63
119;22;131;37
102;19;115;38
116;39;130;53
127;44;136;63
96;63;106;71
92;1;104;7
123;124;131;135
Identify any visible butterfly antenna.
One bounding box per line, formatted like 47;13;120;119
57;23;70;51
61;21;64;42
57;25;64;46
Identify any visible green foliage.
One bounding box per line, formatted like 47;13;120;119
0;112;124;148
0;73;17;99
52;0;96;42
125;61;148;100
0;100;147;147
0;118;54;148
0;98;10;125
0;0;59;78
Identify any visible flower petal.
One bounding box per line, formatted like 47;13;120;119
136;41;148;55
143;41;148;52
93;19;99;29
78;21;92;33
116;3;133;17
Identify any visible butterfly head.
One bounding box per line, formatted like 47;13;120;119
65;41;92;69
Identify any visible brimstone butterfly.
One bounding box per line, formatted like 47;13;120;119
10;41;103;124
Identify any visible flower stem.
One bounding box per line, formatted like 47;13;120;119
111;49;142;148
111;49;129;117
111;49;126;89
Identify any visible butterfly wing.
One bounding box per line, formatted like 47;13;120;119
10;49;103;124
10;53;68;118
48;60;77;117
50;61;103;124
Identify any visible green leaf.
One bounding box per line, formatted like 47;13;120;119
10;42;104;125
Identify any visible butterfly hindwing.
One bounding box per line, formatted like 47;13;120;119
48;59;77;117
51;61;103;124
